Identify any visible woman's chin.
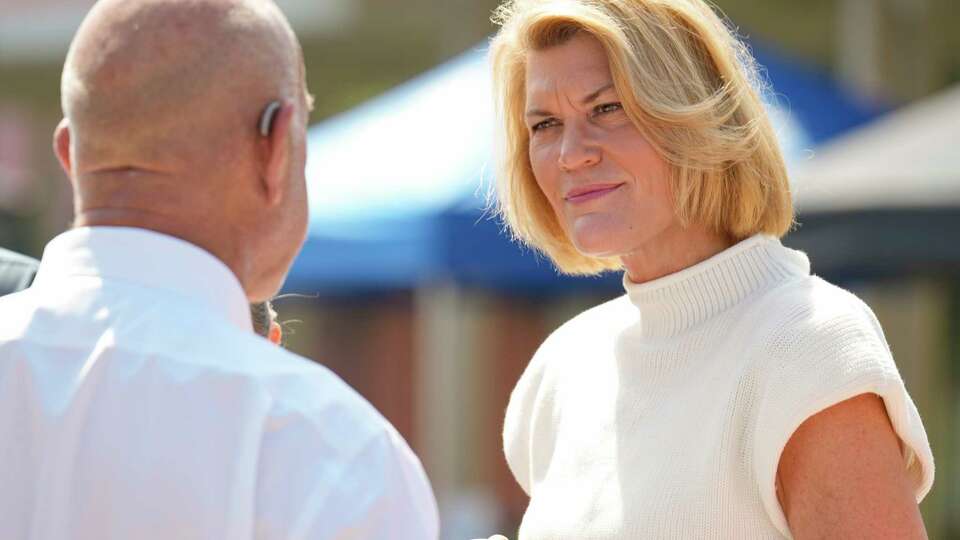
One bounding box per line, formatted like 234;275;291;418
569;225;628;259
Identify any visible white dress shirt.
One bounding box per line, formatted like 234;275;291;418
0;227;438;540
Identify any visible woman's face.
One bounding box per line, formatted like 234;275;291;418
525;33;679;259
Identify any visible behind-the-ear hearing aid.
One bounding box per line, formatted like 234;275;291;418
258;101;282;137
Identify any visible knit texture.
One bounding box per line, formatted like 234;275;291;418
503;235;934;539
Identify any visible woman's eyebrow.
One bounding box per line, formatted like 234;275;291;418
525;82;615;118
525;108;553;118
581;82;615;104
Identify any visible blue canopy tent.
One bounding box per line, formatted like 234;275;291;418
286;41;878;294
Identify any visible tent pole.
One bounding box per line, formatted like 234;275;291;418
415;283;473;518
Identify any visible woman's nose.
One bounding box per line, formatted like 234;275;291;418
557;123;601;172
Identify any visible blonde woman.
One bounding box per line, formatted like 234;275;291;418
489;0;934;538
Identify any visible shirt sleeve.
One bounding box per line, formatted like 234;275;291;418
256;419;438;540
752;292;934;539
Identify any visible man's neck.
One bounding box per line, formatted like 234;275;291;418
74;207;251;300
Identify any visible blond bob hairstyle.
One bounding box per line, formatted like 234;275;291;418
490;0;794;275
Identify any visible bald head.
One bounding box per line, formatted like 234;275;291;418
62;0;308;171
55;0;314;302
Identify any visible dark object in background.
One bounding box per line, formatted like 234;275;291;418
0;248;38;296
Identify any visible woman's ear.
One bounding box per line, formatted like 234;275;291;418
258;100;295;206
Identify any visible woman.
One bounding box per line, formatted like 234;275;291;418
489;0;934;538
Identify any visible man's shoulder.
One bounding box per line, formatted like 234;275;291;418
252;339;438;539
182;317;391;436
224;326;437;535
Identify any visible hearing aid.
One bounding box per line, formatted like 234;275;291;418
258;101;282;137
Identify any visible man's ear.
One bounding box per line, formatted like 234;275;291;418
53;118;74;184
259;100;295;206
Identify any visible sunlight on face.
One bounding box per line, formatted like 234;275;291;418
525;33;678;258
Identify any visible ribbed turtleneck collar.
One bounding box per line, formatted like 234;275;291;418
622;235;810;339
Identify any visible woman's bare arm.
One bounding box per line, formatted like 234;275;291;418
777;393;926;539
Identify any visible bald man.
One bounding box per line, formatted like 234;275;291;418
0;1;438;538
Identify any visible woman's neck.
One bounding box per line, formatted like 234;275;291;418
620;224;734;284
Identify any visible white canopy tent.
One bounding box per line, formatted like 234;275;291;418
786;84;960;278
793;84;960;213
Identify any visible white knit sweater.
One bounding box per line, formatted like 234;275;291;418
503;235;934;539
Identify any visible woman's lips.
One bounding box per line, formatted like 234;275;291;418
564;183;624;204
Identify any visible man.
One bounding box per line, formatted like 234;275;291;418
0;248;38;296
0;1;438;538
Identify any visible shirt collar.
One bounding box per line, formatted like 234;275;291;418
33;226;253;332
622;234;810;339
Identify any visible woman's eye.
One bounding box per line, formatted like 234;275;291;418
594;102;623;115
531;118;560;132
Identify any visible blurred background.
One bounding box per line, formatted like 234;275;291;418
2;0;959;537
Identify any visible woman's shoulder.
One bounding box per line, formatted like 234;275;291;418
749;273;886;348
503;294;633;488
725;273;900;403
747;276;934;526
545;294;635;347
743;274;906;436
513;293;632;391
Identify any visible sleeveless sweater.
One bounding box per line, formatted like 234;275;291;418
503;235;934;539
